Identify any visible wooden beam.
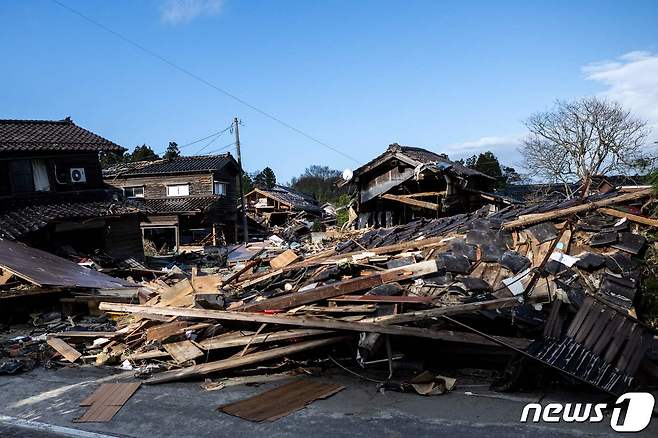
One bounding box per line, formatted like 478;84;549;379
381;193;441;211
238;260;438;312
502;188;651;229
328;295;434;304
99;299;525;345
129;328;333;360
146;336;349;384
400;191;446;198
598;207;658;228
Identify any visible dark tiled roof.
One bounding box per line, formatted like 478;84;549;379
353;143;492;180
253;185;322;214
103;154;237;177
0;191;143;240
0;118;125;153
141;196;222;214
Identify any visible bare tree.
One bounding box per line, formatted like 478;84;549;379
521;97;651;196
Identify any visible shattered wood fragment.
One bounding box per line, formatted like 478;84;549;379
145;321;190;341
270;249;301;269
218;379;345;422
239;260;438;312
146;336;349;384
46;337;82;363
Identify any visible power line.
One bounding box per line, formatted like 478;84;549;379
177;125;232;149
204;141;237;155
195;133;224;155
51;0;360;165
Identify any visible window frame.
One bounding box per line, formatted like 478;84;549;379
166;184;190;197
213;180;228;196
124;186;145;198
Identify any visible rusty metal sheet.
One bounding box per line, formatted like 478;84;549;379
0;238;136;289
219;379;344;422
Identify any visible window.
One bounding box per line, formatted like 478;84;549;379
124;186;144;198
9;160;34;193
167;184;189;197
213;180;227;196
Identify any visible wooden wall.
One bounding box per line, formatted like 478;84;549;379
104;214;144;260
107;173;214;198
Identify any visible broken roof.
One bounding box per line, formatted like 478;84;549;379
350;143;494;181
0;191;143;240
0;118;125;154
248;185;322;214
103;154;238;178
0;238;136;289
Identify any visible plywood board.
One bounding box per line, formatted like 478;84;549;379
163;340;204;363
46;337;82;362
218;379;344;421
270;250;301;269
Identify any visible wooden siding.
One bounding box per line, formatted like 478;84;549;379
106;173;214;198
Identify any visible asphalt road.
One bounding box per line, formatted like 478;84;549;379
0;366;656;437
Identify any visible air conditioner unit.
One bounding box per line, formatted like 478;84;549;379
70;168;87;183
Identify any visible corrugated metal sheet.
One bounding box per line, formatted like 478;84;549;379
0;238;137;289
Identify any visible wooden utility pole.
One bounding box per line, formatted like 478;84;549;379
234;117;249;243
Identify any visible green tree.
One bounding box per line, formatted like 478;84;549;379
163;142;180;159
130;144;160;162
290;165;344;203
100;151;128;168
253;167;276;189
242;171;253;193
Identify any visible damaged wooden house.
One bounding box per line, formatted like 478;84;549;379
0;118;144;260
103;154;240;252
341;143;497;228
244;184;322;227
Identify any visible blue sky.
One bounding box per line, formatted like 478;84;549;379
2;0;658;182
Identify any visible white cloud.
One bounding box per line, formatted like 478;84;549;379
444;134;525;167
583;50;658;132
160;0;223;25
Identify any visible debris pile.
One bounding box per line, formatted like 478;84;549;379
3;188;658;399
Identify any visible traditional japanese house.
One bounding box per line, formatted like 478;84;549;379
103;154;240;251
0;118;144;259
342;143;496;228
244;184;322;226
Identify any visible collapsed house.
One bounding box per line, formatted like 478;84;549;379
103;154;240;251
4;185;656;411
0;118;144;260
244;184;322;226
341;143;497;228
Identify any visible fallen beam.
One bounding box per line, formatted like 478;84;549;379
381;193;441;211
238;260;438;312
146;336;349;384
502;188;651;229
598;207;658;228
99;300;530;348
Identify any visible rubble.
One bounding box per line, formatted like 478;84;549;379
2;187;658;420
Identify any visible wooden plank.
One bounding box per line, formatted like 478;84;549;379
76;383;141;423
502;188;651;229
270;250;301;269
222;259;259;285
46;337;82;362
381;193;441;211
0;268;13;285
158;278;195;308
599;207;658;228
99;299;530;348
219;379;344;422
399;191;446;198
50;331;117;339
145;321;190;341
163;340;204;363
328;295;434;304
191;271;221;294
146;336;349;384
239;260;438;312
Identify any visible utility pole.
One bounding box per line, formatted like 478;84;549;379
234;117;249;243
